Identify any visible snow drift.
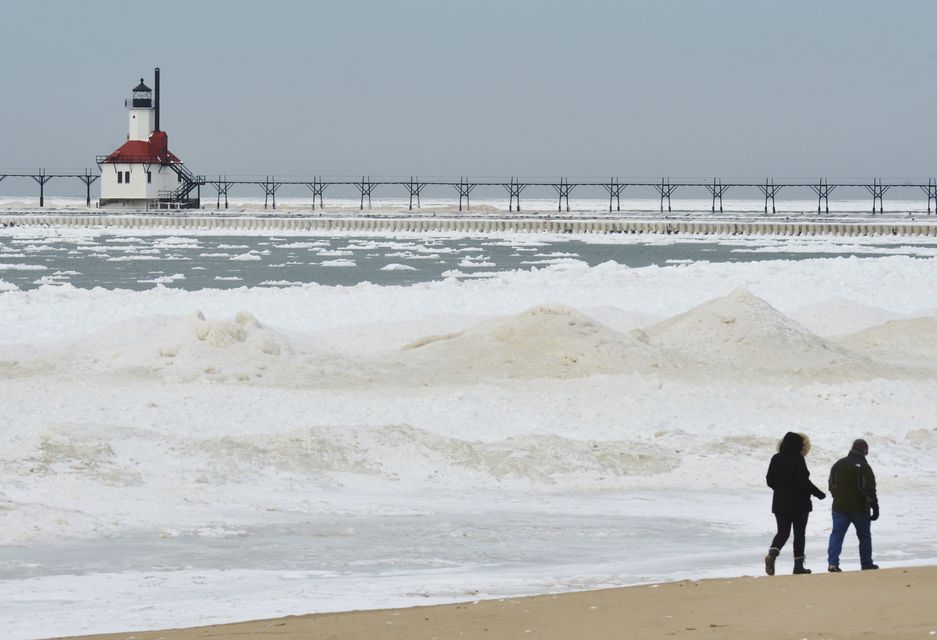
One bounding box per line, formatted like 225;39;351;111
6;310;366;387
638;288;910;381
2;293;931;386
835;316;937;369
394;304;682;381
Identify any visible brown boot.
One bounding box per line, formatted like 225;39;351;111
765;547;780;575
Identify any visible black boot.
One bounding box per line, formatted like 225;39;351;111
793;555;811;574
765;547;780;576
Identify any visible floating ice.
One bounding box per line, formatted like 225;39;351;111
385;250;439;260
152;237;199;248
275;241;330;249
139;273;186;285
0;263;47;271
458;257;496;268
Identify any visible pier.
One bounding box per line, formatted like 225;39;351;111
4;171;937;215
0;169;99;207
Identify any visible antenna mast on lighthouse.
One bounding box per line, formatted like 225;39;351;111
154;67;160;132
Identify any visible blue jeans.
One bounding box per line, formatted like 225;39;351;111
828;510;873;568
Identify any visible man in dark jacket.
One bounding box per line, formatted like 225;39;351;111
827;438;879;572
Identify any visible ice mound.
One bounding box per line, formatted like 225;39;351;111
394;304;678;380
640;288;892;380
194;425;679;487
30;311;320;384
112;311;292;380
835;316;937;369
790;297;907;336
137;311;282;363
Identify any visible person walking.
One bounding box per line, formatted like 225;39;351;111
827;438;879;572
765;432;826;575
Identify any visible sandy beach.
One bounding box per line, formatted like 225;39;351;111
60;565;937;640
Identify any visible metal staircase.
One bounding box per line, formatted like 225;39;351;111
163;161;204;206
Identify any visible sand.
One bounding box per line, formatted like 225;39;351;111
60;566;937;640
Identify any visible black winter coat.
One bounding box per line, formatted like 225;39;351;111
766;432;825;515
829;451;877;513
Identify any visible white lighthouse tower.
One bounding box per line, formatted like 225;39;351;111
98;68;200;208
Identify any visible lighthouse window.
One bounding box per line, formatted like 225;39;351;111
177;174;182;183
117;172;122;184
124;171;131;183
147;171;152;184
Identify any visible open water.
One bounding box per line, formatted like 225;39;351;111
3;233;935;291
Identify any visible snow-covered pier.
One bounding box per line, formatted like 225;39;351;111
3;213;937;236
5;174;937;214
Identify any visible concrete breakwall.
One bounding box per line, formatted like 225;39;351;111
2;214;937;236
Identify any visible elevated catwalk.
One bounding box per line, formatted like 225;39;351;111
4;174;937;214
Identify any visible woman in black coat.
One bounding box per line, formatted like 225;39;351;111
765;432;826;575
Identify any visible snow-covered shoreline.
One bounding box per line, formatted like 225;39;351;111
2;231;936;639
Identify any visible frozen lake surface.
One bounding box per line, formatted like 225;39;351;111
3;228;937;292
2;223;937;638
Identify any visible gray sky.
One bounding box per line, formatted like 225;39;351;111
2;0;936;180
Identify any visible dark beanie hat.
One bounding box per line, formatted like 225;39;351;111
852;439;869;456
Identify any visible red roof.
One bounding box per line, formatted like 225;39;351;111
103;131;180;164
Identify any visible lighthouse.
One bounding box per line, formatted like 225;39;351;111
98;68;200;208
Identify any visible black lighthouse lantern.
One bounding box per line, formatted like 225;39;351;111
129;79;152;108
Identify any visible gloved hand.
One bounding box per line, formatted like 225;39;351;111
871;503;880;521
